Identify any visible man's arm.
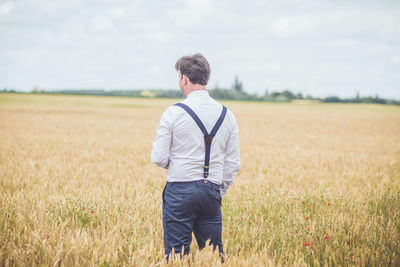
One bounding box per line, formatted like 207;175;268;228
220;112;240;197
151;108;173;169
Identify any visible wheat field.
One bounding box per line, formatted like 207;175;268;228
0;93;399;266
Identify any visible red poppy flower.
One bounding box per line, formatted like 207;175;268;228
304;242;311;246
305;216;309;220
328;202;331;206
324;235;329;240
91;209;95;214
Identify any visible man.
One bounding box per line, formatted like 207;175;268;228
151;53;240;261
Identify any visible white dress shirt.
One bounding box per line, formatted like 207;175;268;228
151;90;240;197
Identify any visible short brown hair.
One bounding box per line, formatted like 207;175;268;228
175;53;210;86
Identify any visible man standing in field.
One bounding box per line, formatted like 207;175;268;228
151;53;240;261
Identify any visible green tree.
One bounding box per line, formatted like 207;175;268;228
281;89;295;100
232;75;243;92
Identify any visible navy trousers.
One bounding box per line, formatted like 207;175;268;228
162;180;224;260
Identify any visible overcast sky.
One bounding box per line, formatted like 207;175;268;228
1;0;399;98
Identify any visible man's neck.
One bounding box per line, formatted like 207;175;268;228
184;86;206;97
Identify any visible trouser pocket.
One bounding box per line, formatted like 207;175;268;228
208;183;222;202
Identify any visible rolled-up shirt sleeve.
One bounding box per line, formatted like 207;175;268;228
220;112;240;197
151;108;173;169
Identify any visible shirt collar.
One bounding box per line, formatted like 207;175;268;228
186;89;209;98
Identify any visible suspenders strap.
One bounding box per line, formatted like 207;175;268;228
174;103;227;179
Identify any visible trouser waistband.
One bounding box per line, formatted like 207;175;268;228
167;180;220;186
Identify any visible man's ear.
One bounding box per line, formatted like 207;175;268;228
183;75;189;85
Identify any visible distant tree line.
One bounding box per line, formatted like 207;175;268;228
322;94;396;105
1;76;399;105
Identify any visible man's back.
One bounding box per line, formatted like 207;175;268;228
152;90;239;192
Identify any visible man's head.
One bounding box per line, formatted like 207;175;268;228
175;53;210;95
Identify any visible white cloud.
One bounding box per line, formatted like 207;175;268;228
108;7;126;20
324;39;359;47
92;15;114;32
167;0;214;29
273;18;290;38
391;56;400;64
271;16;319;38
0;1;15;15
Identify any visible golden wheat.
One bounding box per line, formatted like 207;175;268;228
0;93;399;266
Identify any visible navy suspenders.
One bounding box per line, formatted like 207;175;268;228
174;103;227;181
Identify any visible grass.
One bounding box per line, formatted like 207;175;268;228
0;93;399;266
